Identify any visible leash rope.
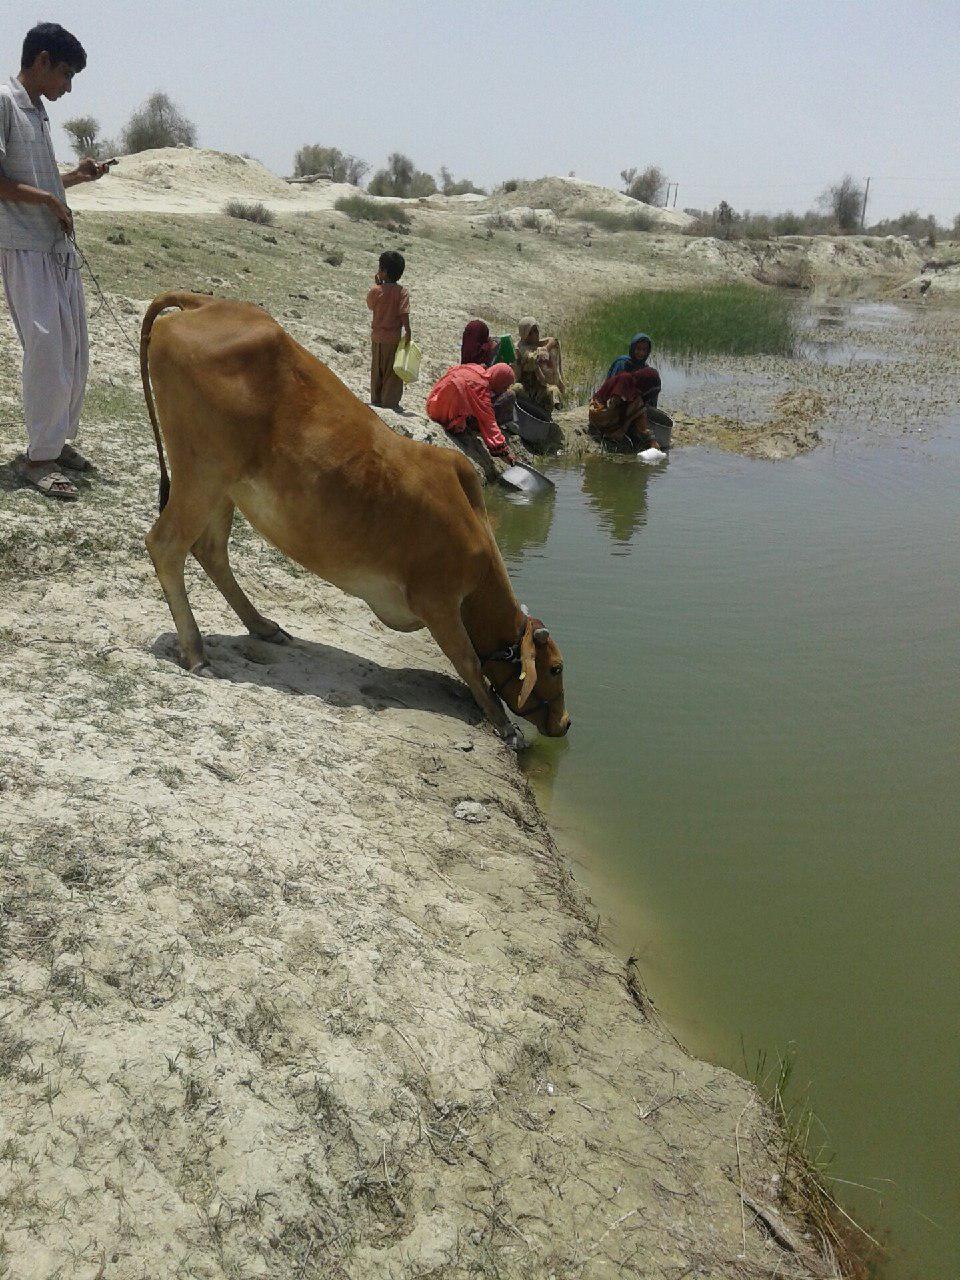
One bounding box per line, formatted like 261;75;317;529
56;232;142;361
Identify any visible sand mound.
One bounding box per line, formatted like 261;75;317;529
903;258;960;299
100;147;289;198
480;176;691;229
69;146;359;215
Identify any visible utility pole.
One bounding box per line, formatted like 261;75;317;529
859;176;871;231
673;184;678;208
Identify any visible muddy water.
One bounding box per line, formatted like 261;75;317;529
490;425;960;1279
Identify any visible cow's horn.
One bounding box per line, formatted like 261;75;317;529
533;626;550;643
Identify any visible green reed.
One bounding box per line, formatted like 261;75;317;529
564;284;799;402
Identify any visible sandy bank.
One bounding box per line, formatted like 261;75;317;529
0;388;837;1277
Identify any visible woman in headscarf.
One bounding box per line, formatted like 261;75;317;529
606;332;654;380
602;332;672;447
514;318;563;419
588;365;662;450
460;319;496;367
426;362;517;462
460;319;518;432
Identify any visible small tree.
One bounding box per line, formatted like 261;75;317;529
293;144;368;185
819;174;864;232
368;152;437;198
121;92;197;154
621;165;668;206
715;200;736;240
439;165;484;196
63;115;102;159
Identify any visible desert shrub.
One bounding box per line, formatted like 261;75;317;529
323;248;344;266
739;211;807;237
868;210;940;242
500;178;520;193
683;205;830;240
576;206;655;233
224;200;275;225
293;144;368;185
63;115;102;159
367;152;436;198
121;92;197;153
439;165;485;196
485;209;555;234
768;211;805;236
334;194;411;229
620;165;668;206
563;284;799;401
819;175;864;232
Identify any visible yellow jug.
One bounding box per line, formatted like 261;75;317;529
393;337;422;384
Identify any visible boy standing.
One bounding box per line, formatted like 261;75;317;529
0;23;110;500
366;250;410;410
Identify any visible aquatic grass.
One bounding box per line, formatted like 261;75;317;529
563;284;800;403
746;1043;887;1280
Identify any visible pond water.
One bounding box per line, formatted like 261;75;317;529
489;425;960;1279
799;301;907;367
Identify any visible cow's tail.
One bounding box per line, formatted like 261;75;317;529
140;292;210;512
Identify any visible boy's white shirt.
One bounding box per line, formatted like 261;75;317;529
0;75;69;252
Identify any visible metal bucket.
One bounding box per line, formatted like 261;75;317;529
499;462;556;495
646;406;673;452
515;403;552;448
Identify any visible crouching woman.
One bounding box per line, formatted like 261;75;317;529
588;365;662;450
427;363;517;464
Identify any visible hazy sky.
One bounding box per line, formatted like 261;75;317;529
4;0;959;223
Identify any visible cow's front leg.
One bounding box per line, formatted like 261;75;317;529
421;606;523;749
191;498;290;644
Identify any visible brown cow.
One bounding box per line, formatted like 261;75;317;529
140;293;570;748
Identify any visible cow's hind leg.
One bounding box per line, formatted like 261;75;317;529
191;497;289;643
419;603;523;750
145;475;224;673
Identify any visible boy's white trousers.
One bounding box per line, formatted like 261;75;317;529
1;248;89;462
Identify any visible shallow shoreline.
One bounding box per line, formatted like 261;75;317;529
0;539;842;1279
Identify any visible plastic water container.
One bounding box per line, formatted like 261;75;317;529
496;334;517;365
393;338;422;384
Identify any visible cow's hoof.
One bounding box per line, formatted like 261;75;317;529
500;726;526;753
257;623;292;645
188;661;216;678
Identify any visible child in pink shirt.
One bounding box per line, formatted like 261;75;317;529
366;250;411;409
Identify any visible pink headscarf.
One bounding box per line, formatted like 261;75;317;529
485;363;515;394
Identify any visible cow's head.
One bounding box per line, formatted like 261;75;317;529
484;616;571;738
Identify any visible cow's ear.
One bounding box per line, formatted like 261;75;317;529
518;620;537;709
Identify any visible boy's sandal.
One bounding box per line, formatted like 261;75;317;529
21;460;79;501
58;444;92;472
